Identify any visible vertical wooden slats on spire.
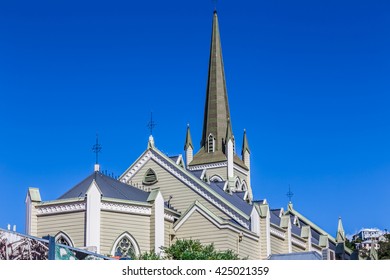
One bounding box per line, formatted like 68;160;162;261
201;11;232;152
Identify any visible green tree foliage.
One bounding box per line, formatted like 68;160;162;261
133;239;239;260
378;234;390;260
136;250;162;260
345;238;355;250
164;239;239;260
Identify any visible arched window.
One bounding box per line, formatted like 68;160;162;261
208;134;215;153
241;181;248;192
235;179;241;191
111;232;140;259
210;175;223;182
143;168;157;185
55;231;74;247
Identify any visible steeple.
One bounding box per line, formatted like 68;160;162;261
184;124;194;166
200;11;232;152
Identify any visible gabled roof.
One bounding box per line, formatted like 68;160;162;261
120;146;253;228
58;172;150;203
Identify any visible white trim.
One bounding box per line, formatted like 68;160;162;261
223;181;229;192
234;177;241;191
200;169;208;182
37;203;86;215
25;193;32;235
150;152;249;228
241;180;248;192
266;209;271;257
227;139;234;179
154;191;164;254
120;149;250;229
270;225;286;239
233;164;249;176
111;232;140;257
291;236;306;249
175;154;185;168
250;207;260;235
209;174;223;182
101;202;151;215
120;151;152;183
187;162;227;171
164;212;175;222
312;244;323;255
55;231;75;247
207;133;215;153
174;204;258;241
86;180;101;253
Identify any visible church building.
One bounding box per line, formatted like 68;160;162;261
25;11;353;260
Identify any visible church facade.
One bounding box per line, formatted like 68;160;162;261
25;11;352;260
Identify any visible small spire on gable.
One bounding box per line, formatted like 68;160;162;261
184;123;193;150
241;129;250;155
336;217;346;243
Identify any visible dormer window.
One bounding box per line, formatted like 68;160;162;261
208;134;215;153
143;168;158;185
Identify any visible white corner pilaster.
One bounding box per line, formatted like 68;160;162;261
250;207;260;236
25;188;41;236
86;180;101;253
154;191;165;255
227;139;234;188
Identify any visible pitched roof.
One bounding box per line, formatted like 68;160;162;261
208;181;253;216
58;172;150;202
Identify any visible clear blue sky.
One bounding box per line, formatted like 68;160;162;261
0;0;389;238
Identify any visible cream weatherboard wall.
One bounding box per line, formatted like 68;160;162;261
100;211;151;255
37;211;85;247
129;159;229;219
174;210;259;259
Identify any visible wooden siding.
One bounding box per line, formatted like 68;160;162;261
164;220;171;248
150;205;155;251
100;211;150;255
130;160;229;219
37;212;85;247
259;217;268;259
292;244;305;253
206;167;227;181
175;210;259;259
270;234;285;255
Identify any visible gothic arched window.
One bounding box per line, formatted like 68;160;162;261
55;232;74;247
208;134;215;153
112;232;140;259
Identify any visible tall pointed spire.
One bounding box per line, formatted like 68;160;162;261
201;11;232;152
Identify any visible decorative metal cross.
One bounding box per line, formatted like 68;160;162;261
147;112;156;135
92;134;102;164
286;185;294;203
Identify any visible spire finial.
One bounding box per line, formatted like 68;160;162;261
147;112;157;136
287;185;294;203
213;0;218;13
92;134;102;165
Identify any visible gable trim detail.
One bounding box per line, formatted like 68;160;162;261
120;148;251;229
